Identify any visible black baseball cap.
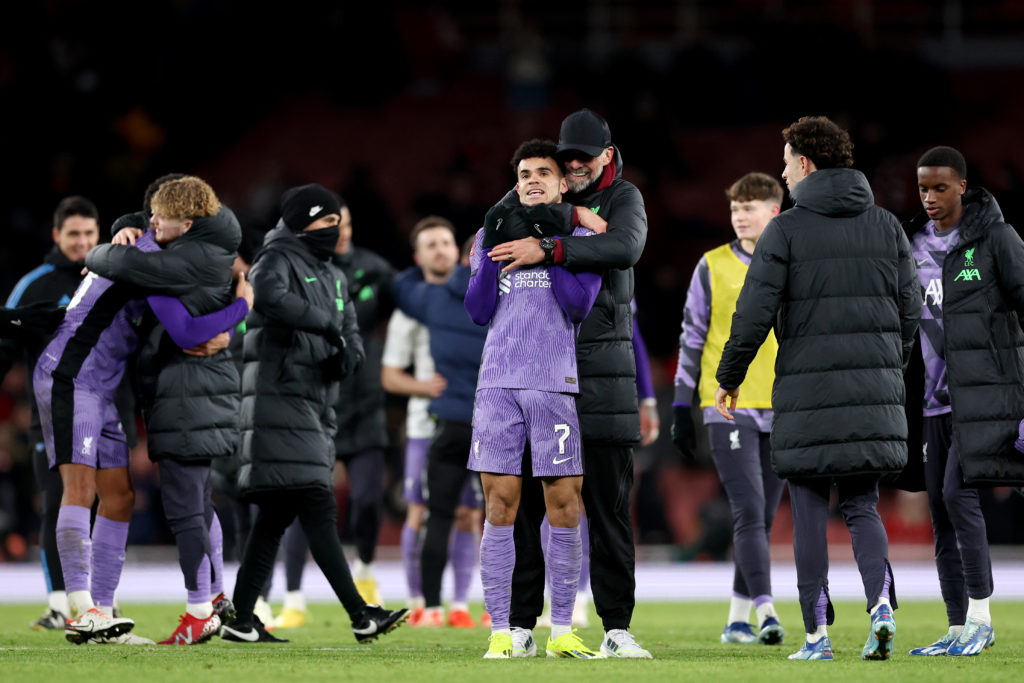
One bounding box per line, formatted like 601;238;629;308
556;108;613;158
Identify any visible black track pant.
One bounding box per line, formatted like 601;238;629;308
233;487;365;624
421;419;473;608
510;442;636;631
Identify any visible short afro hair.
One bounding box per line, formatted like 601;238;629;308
511;139;561;173
782;116;854;170
725;172;784;205
917;146;967;180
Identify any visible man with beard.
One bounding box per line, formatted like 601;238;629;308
487;109;650;658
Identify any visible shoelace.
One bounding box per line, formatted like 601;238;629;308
607;629;643;650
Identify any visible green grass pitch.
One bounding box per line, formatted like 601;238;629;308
1;601;1021;681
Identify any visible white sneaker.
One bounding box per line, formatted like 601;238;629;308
253;596;275;628
601;629;652;658
511;626;537;657
65;607;135;645
87;632;155;645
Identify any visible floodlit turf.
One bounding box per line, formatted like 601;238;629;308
1;601;1022;681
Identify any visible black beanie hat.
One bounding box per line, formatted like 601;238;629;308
280;184;342;232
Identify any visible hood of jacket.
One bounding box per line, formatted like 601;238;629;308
903;186;1006;244
166;205;242;254
253;220;323;268
790;168;874;218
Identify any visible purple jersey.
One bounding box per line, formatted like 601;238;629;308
674;240;773;433
469;227;594;393
911;220;959;416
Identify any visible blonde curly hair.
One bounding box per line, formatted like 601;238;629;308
150;176;220;219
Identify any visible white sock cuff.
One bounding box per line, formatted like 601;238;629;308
283;590;307;611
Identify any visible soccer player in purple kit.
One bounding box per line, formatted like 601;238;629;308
35;178;251;645
673;172;786;646
465;139;603;659
903;146;1024;656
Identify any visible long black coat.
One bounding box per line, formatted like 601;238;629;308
903;187;1024;485
86;208;242;461
557;147;648;445
717;168;922;479
238;224;362;495
330;246;394;457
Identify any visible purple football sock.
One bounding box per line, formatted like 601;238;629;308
209;512;225;596
401;523;422;599
578;513;590;592
449;528;477;604
189;554;212;605
815;588;828;627
480;521;514;630
881;566;891;601
56;505;92;594
90;516;129;607
547;524;582;627
754;594;773;608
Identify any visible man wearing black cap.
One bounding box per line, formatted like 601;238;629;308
222;183;408;645
488;108;650;658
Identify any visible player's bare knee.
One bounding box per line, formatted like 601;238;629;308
453;505;474;532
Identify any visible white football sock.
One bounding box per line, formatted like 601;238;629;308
966;597;991;625
727;595;753;625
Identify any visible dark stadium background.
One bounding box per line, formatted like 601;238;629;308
3;0;1024;562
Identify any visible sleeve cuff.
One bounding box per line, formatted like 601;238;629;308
553;238;565;264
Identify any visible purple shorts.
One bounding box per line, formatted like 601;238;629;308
404;437;482;508
468;387;583;477
34;369;128;471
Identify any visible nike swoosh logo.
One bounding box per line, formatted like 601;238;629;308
305;277;318;283
309;205;323;217
352;621;378;635
552;456;572;465
223;625;259;642
11;319;22;326
916;259;929;267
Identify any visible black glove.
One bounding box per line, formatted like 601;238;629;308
671;404;698;462
0;302;65;339
323;322;347;350
481;203;530;249
521;202;573;238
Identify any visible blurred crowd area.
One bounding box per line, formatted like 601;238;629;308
5;0;1024;560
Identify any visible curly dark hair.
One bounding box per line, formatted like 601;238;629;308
782;116;854;169
510;139;560;172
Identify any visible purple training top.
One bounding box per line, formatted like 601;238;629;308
38;232;244;398
465;227;600;393
674;240;773;433
911;220;959;417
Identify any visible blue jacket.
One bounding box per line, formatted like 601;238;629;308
392;265;485;423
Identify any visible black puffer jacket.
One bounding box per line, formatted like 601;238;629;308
86;208;242;461
717;168;922;479
330;246;394;457
238;223;362;495
903;188;1024;485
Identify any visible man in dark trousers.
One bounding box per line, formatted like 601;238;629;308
222;183;406;644
487;109;650;658
274;197;396;626
715;116;921;661
904;146;1024;657
1;196;101;630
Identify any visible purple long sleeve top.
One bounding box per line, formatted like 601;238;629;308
465;227;601;393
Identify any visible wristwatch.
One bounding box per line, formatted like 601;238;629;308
539;236;557;265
